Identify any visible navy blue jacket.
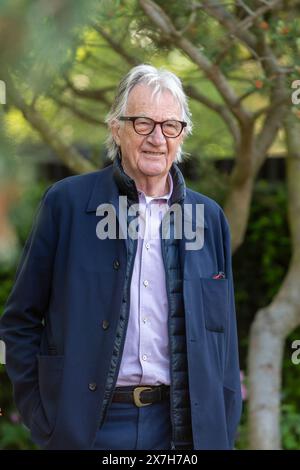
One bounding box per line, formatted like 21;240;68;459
0;163;242;449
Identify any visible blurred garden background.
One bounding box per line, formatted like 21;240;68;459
1;0;300;450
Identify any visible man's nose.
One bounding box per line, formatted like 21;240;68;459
147;123;166;144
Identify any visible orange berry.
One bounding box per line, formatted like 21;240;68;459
255;80;264;89
280;26;290;34
259;21;269;30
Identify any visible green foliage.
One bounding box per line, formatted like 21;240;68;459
233;180;291;370
235;403;248;450
0;181;48;450
245;181;290;301
0;420;36;450
10;180;50;245
235;398;300;450
185;158;229;203
281;403;300;450
282;327;300;412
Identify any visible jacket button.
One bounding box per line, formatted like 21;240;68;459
88;383;97;392
113;259;120;270
102;320;110;330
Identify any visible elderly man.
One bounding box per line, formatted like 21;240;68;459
0;64;242;450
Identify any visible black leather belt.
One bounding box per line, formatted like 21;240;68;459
112;385;170;407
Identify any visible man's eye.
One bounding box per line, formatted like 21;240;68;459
165;122;178;129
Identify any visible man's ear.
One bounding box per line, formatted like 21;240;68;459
178;131;185;146
111;119;121;146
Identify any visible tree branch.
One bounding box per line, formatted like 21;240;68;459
64;78;113;106
92;23;140;67
53;96;107;127
200;0;258;50
253;93;290;119
200;0;282;68
200;0;281;49
139;0;251;126
252;33;289;168
7;81;96;174
236;0;282;30
254;100;288;172
185;84;240;143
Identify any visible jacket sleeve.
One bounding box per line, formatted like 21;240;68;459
0;186;57;428
221;210;243;449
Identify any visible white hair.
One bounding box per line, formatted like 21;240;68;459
105;64;193;162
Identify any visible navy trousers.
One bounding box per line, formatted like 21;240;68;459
92;400;172;450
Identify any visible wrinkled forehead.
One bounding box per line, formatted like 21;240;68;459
125;84;182;119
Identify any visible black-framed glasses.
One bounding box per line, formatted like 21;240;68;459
119;116;187;138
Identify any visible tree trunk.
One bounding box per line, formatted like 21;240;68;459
224;123;255;252
224;174;254;253
248;116;300;449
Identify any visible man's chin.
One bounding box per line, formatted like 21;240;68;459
138;158;167;177
139;167;165;177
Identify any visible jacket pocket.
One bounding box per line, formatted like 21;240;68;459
31;355;64;435
200;278;229;332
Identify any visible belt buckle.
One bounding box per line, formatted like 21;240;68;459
133;386;152;407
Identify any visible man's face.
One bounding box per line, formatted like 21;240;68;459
111;84;185;181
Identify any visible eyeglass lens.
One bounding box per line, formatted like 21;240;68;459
134;117;182;137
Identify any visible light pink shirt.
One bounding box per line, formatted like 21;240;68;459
116;174;173;386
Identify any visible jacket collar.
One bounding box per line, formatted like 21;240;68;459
112;155;208;230
85;164;119;213
86;156;207;231
112;154;139;203
112;153;186;205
